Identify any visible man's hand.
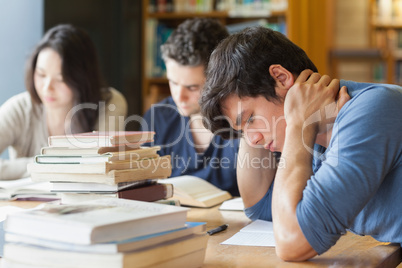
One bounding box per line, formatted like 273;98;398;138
284;70;350;135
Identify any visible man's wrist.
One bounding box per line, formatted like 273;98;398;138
285;123;317;151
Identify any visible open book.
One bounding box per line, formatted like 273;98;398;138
0;177;58;201
159;175;232;208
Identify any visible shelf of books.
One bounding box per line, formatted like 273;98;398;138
370;0;402;84
141;0;288;112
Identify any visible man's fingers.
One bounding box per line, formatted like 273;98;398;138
295;69;314;83
307;72;322;83
328;78;340;96
318;75;332;87
336;86;350;111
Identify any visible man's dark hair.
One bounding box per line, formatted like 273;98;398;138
161;18;229;70
200;26;318;139
25;24;104;132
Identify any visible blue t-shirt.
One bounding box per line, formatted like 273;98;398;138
245;80;402;254
141;97;240;196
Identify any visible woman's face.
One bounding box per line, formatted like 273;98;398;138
34;48;75;111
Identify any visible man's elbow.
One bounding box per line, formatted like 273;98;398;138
275;236;317;261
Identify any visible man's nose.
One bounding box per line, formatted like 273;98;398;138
177;86;188;102
245;130;264;145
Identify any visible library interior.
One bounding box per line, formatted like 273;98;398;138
0;0;401;267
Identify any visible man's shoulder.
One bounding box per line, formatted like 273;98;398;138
144;97;181;120
342;80;402;100
340;80;402;117
142;97;185;134
334;81;402;147
146;97;179;113
153;96;177;108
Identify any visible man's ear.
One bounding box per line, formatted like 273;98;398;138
269;65;294;94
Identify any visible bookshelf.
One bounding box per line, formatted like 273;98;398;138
369;0;402;84
141;0;333;113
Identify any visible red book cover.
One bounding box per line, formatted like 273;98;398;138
117;183;173;202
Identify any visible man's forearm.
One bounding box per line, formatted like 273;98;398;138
237;138;276;208
272;124;317;261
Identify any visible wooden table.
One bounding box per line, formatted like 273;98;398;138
1;201;401;267
187;206;402;268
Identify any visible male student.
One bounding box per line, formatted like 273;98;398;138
141;18;240;196
200;26;402;261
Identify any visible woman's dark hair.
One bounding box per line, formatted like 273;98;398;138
25;24;104;132
200;26;318;139
161;18;229;70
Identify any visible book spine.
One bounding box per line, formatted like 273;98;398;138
30;155;172;184
117;183;173;201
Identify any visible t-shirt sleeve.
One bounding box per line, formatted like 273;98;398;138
244;182;274;221
296;87;402;254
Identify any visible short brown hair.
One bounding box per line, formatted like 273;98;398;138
161;18;229;70
200;26;318;139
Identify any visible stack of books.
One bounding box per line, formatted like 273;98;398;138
28;131;174;204
2;198;209;267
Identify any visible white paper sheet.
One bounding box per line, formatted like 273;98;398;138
221;219;276;247
219;197;244;211
0;206;25;221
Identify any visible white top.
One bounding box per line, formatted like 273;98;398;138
0;88;127;180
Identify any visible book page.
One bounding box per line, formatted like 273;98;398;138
165;176;220;196
0;177;54;200
0;177;33;190
219;197;244;211
161;175;231;198
159;175;232;207
0;206;25;221
221;220;276;247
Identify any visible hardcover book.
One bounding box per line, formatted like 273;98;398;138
28;155;171;174
47;131;155;148
37;146;161;162
40;144;150;155
4;198;189;245
5;221;206;253
31;167;172;185
51;180;156;193
3;233;208;268
59;183;174;204
30;156;172;185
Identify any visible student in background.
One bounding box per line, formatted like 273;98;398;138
200;26;401;261
141;18;240;196
0;24;127;180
